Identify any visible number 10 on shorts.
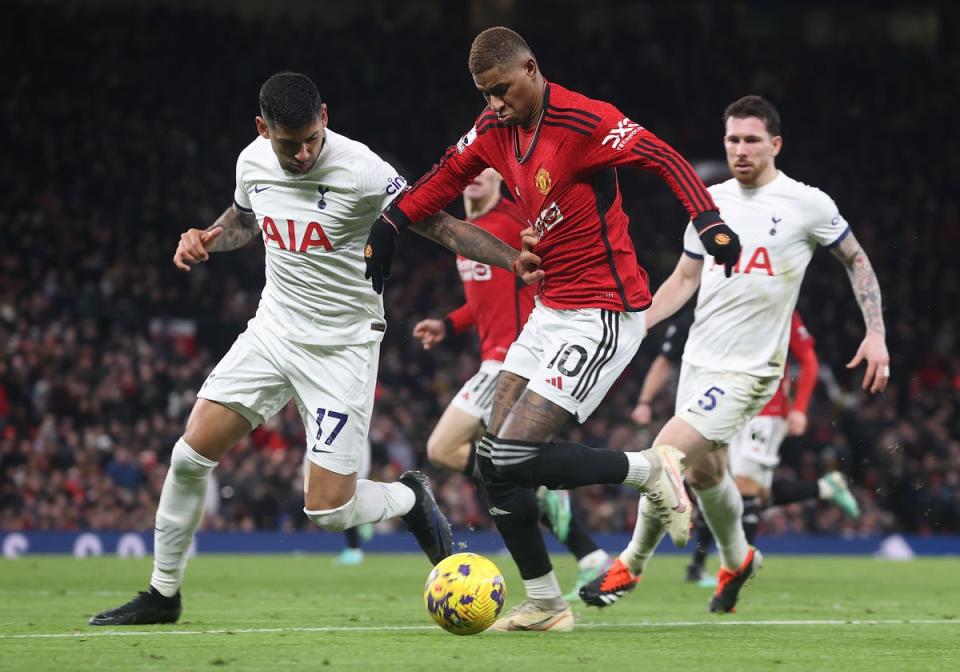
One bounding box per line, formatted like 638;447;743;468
315;407;349;445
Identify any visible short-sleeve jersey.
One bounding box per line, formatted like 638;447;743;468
681;172;849;377
390;82;719;313
445;198;537;362
233;129;406;345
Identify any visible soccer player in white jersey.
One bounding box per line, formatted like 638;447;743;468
90;72;543;626
581;95;889;613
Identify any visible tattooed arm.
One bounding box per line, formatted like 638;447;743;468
411;211;544;284
172;205;260;271
830;231;890;393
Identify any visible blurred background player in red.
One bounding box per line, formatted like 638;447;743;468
412;168;611;597
631;310;860;584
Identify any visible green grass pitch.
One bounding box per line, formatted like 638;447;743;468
1;554;957;671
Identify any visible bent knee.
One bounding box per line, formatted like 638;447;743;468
304;496;357;532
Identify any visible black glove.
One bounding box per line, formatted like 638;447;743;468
694;210;741;278
363;215;399;294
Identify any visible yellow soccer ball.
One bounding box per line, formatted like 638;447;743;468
423;552;507;635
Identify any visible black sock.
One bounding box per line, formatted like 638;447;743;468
741;495;761;546
463;443;482;484
486;435;629;489
771;479;819;506
690;509;714;569
344;527;360;550
562;512;600;560
479;454;552;580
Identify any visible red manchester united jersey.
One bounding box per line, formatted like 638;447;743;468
445;198;537;362
760;312;819;417
391;81;719;312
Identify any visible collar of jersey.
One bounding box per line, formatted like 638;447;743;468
512;83;551;165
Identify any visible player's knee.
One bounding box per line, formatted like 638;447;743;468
304;495;358;532
425;434;451;469
170;438;218;480
686;462;724;490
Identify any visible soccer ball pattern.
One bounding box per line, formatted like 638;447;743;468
423;552;507;635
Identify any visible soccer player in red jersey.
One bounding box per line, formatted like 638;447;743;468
363;28;741;630
413;168;612;597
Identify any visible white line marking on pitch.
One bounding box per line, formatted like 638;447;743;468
2;619;958;639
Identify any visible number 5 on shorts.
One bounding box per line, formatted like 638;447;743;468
698;386;725;411
316;407;349;445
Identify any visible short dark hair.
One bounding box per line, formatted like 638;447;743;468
259;72;323;129
723;95;781;136
468;27;535;74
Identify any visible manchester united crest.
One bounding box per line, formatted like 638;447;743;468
535;167;551;195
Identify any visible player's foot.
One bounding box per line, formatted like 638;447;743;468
819;472;860;519
578;558;640;608
708;546;762;613
89;587;181;626
488;600;574;632
537;486;571;543
334;548;364;566
562;557;613;600
685;562;705;583
399;470;453;566
643;445;692;547
357;522;375;543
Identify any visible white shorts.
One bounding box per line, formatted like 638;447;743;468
727;415;788;489
675;362;781;443
198;317;378;476
501;300;647;423
450;360;502;426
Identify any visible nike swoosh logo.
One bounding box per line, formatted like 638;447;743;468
254;185;272;193
311;445;333;454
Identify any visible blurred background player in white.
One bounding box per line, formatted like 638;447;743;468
581;95;889;613
630;309;860;585
412;168;611;597
90;72;543;626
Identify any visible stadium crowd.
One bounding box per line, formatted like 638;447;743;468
2;2;958;538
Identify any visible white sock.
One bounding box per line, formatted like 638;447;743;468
523;571;563;606
619;496;666;575
622;451;654;488
578;549;609;572
353;479;416;523
151;438;217;597
694;473;749;571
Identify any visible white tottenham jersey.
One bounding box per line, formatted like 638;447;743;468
681;171;850;377
233;129;406;345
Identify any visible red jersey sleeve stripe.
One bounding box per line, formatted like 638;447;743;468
631;140;713;215
631;139;713;214
547;104;602;122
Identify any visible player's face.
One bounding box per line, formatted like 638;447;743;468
473;58;540;127
724;116;782;187
463;167;502;200
256;103;329;175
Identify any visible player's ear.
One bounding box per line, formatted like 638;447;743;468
320;103;329;129
256;116;270;140
771;134;783;157
522;56;537;79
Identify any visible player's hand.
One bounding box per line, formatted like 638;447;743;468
364;215;400;294
786;409;808;436
514;226;545;285
847;330;890;394
698;221;742;278
173;226;223;271
631;401;652;426
413;319;446;350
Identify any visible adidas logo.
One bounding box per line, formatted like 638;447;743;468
488;506;511;516
546;376;563;390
